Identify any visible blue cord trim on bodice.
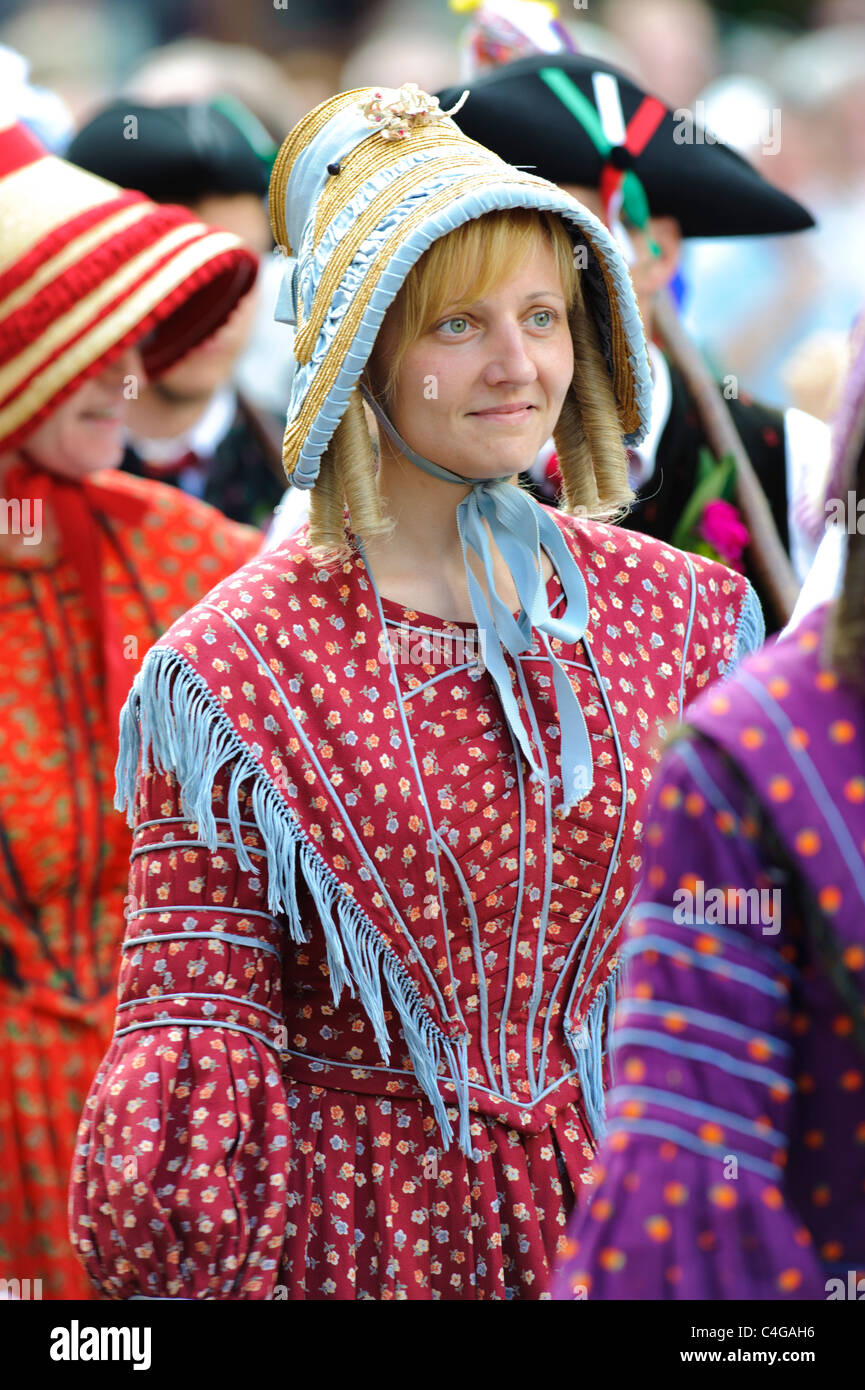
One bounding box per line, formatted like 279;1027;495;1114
678;553;698;716
121;929;281;959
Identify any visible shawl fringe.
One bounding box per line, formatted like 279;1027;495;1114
566;954;628;1147
115;645;472;1153
726;582;766;677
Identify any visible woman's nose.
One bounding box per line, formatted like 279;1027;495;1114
482;321;538;385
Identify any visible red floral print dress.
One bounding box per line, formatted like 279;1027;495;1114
69;514;761;1299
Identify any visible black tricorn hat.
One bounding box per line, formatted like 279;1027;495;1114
66;98;275;206
437;53;815;238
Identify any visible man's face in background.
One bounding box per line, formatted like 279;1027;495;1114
560;183;682;341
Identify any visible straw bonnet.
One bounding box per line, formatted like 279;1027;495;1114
0;116;258;453
268;81;653;488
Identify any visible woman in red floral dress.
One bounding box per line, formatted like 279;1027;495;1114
70;84;763;1299
0;116;260;1298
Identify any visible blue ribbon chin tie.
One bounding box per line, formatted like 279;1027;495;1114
358;385;594;812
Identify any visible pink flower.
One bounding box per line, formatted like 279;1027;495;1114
697;498;749;568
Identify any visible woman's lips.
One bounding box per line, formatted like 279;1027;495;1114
469;403;537;424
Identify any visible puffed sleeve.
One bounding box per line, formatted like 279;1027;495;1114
552;735;824;1300
69;760;293;1300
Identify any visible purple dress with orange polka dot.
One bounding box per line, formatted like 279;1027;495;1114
69;510;760;1299
553;603;865;1299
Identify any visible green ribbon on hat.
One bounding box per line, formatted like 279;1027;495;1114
538;66;654;236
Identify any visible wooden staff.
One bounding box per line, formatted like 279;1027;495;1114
653;286;801;627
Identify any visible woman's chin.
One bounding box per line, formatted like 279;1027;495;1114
463;440;545;478
403;424;549;480
45;447;124;479
74;425;126;473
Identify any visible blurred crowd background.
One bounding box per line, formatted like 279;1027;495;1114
2;0;864;420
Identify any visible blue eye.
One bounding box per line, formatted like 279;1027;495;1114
530;310;554;328
439;317;470;336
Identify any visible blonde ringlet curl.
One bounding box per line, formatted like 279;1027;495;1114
305;208;633;563
307;389;392;567
555;295;634;523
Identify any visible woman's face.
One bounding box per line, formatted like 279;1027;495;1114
23;345;145;479
374;236;574;480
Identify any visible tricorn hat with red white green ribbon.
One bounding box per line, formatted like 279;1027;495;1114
438;52;815;239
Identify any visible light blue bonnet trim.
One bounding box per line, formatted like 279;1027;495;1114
273;256;298;325
115;646;472;1153
277;144;652;488
283;104;385;252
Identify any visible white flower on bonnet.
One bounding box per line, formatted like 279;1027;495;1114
360;82;469;141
